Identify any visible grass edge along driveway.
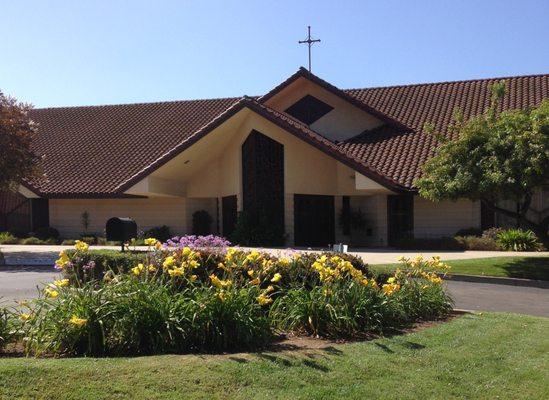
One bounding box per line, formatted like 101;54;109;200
0;312;548;400
371;256;549;281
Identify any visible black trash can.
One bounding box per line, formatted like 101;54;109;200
106;217;137;251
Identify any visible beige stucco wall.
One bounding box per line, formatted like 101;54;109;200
49;197;187;238
264;77;383;141
143;108;390;245
414;197;481;238
181;111;389;199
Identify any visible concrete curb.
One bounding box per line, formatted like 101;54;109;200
444;273;549;289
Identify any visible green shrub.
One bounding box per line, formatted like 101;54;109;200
129;237;146;246
20;236;46;245
482;227;505;241
21;277;272;356
62;247;370;290
143;226;172;242
61;239;76;245
62;250;148;282
395;237;465;250
270;283;393;337
79;235;99;245
32;226;60;240
8;228;28;238
455;235;501;250
396;279;454;320
32;245;452;356
0;231;18;244
455;227;483;237
496;229;543;251
270;272;452;338
0;307;10;351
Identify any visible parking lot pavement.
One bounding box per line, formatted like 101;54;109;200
446;280;549;317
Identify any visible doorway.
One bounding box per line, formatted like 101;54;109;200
294;194;335;247
387;195;414;246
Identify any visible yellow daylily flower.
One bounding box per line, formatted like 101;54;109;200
69;315;88;327
209;274;232;289
382;283;401;296
278;257;291;267
168;267;185;277
271;273;282;283
163;256;176;269
225;247;238;262
257;293;273;306
44;288;59;299
55;251;71;269
53;279;70;288
19;313;32;321
144;238;158;246
74;240;89;252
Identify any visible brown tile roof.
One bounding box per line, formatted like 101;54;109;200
25;71;549;196
115;97;408;193
27;97;241;197
341;73;549;188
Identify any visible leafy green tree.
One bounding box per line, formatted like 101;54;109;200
416;82;549;243
0;91;40;191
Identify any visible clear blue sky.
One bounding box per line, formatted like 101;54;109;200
1;0;548;108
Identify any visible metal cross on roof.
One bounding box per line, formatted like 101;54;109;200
299;26;321;72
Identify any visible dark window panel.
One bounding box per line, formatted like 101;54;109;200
285;95;334;125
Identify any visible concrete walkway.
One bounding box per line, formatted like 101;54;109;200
2;244;548;266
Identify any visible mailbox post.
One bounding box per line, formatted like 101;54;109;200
106;217;137;252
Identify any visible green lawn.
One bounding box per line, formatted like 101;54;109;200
0;313;547;399
371;256;549;280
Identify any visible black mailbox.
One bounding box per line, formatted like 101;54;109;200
106;217;137;243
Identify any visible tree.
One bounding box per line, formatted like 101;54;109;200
415;82;549;243
0;91;40;192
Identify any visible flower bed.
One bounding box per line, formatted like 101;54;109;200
5;238;452;356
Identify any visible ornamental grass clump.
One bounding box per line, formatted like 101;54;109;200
270;255;453;338
0;306;11;351
496;229;543;251
19;274;272;356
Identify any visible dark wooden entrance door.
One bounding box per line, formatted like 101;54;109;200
222;195;237;238
480;201;495;230
387;195;414;246
294;194;335;247
241;130;285;245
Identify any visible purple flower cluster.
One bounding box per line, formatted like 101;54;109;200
83;261;96;271
163;235;232;251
